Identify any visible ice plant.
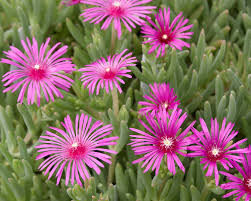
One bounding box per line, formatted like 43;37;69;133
220;147;251;201
36;113;118;186
188;118;248;186
1;37;75;106
141;8;193;57
129;106;196;175
79;49;137;94
62;0;81;6
139;83;180;116
81;0;156;38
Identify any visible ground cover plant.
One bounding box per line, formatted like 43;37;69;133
0;0;251;200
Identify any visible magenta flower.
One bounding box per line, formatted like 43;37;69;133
1;37;75;106
81;0;155;38
62;0;81;6
141;8;193;57
188;118;248;186
139;83;180;116
36;113;118;186
220;147;251;201
79;49;137;94
129;106;196;175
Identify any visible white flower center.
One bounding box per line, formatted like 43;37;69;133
105;67;111;72
72;142;78;148
163;102;168;109
248;179;251;188
211;148;220;156
162;34;168;40
162;137;173;148
34;64;40;69
113;1;120;7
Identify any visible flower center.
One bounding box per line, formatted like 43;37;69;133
211;148;220;156
103;67;116;79
29;64;46;81
67;142;86;160
162;34;168;40
113;1;120;7
72;142;78;148
110;1;123;16
207;146;223;162
159;137;176;153
162;137;173;148
161;102;169;110
160;33;174;44
34;64;40;69
248;179;251;188
243;178;251;194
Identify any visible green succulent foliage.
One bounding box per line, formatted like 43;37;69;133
0;0;250;200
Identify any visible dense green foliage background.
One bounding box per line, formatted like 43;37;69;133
0;0;251;200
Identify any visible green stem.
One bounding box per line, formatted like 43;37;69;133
107;154;116;185
111;88;119;117
107;24;118;185
107;88;119;184
110;25;117;54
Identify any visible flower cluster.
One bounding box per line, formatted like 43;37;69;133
1;4;193;105
0;1;249;200
130;83;249;200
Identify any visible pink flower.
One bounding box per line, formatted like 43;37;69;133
81;0;155;38
188;118;248;186
79;49;137;94
220;147;251;201
1;37;75;106
129;106;196;175
36;113;118;186
139;83;180;116
141;8;193;57
62;0;81;6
